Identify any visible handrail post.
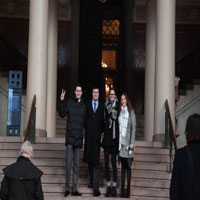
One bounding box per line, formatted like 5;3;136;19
165;111;169;148
165;99;178;172
169;124;173;172
24;95;36;143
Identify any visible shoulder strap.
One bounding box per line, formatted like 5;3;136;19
186;146;198;200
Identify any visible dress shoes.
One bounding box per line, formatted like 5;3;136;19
71;191;82;196
93;189;101;197
64;190;70;197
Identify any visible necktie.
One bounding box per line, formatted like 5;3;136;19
94;102;97;112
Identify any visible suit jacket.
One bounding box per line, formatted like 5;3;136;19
84;100;104;165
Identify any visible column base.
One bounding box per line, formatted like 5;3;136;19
36;129;47;137
153;134;165;142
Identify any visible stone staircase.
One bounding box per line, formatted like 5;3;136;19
0;136;171;200
176;78;200;146
56;113;144;141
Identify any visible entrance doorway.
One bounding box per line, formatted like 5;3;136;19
101;19;120;100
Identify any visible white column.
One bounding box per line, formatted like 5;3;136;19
46;0;58;137
26;0;49;136
144;0;156;141
154;0;176;141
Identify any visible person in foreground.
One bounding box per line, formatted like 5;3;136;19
0;141;44;200
170;113;200;200
118;93;136;198
58;85;86;197
102;88;119;197
84;87;104;197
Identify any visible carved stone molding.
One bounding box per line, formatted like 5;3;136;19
0;0;71;21
134;3;200;24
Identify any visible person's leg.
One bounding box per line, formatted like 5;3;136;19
104;149;112;197
88;164;93;188
65;144;73;196
72;146;81;195
104;148;111;183
120;157;127;197
93;165;100;196
111;152;117;197
126;158;132;198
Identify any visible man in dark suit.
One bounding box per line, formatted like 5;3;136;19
84;87;104;197
0;141;43;200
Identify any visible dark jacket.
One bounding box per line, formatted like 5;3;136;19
58;97;86;148
84;100;104;165
170;141;200;200
0;156;43;200
101;101;119;151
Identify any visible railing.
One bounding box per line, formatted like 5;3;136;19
165;99;177;172
24;95;36;143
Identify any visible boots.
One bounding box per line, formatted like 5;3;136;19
126;186;130;198
105;186;112;197
126;168;131;198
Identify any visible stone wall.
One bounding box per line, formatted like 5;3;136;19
176;85;200;147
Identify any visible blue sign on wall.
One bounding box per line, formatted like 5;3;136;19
7;71;22;136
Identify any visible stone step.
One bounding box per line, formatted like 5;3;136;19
56;124;66;129
0;137;165;148
42;185;169;198
56;129;66;134
0;174;170;189
0;144;170;154
0;148;172;162
44;194;169;200
0;158;170;172
0;165;170;179
56;119;67;125
56;134;65;138
0;137;171;200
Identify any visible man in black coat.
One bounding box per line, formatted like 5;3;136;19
84;87;104;197
0;141;43;200
58;84;86;197
170;114;200;200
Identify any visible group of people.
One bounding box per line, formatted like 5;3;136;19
1;84;200;200
59;85;136;198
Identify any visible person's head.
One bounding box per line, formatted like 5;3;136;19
74;84;82;100
20;141;33;160
185;114;200;141
92;87;99;101
109;88;116;102
119;93;133;113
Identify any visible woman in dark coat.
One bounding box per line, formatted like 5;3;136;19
84;87;104;197
102;88;119;197
170;114;200;200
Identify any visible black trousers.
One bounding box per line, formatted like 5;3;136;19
88;164;99;191
120;157;132;189
104;148;117;182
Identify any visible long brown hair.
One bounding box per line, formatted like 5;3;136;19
118;93;133;114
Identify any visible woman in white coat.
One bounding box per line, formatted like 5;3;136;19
118;93;136;198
